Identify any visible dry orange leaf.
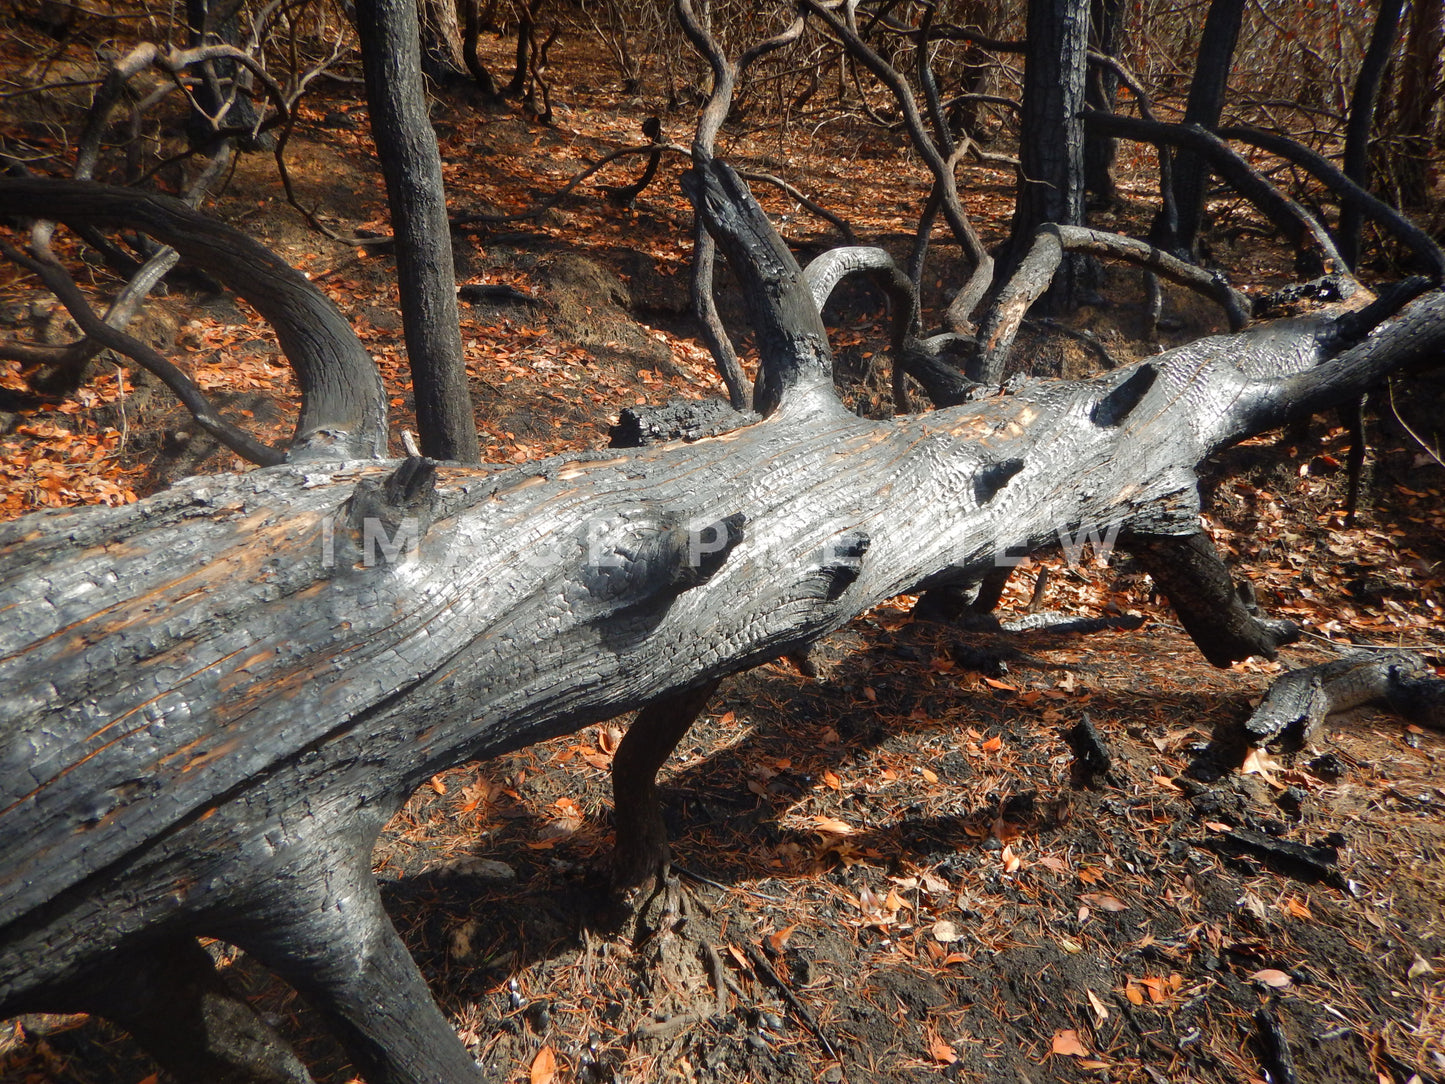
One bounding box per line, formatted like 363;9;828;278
1283;896;1313;920
530;1045;557;1084
1051;1029;1090;1057
1140;976;1168;1003
928;1032;958;1065
920;766;939;784
1081;893;1129;912
767;925;797;953
1124;982;1145;1006
429;774;447;795
981;734;1003;753
810;816;855;836
821;768;843;790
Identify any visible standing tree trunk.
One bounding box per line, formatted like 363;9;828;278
416;0;469;85
1339;0;1405;267
1009;0;1091;310
184;0;266;152
508;0;542;97
1168;0;1246;255
355;0;480;462
1389;0;1445;209
461;0;503;99
1084;0;1127;207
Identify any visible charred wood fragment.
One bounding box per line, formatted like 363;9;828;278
1253;1005;1302;1084
1065;713;1119;788
1203;827;1345;890
1244;651;1444;747
608;398;759;448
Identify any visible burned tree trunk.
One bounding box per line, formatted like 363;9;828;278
1008;0;1091;309
1339;0;1406;267
1;163;1442;1083
1168;0;1245;254
355;0;479;463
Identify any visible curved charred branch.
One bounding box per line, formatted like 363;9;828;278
915;5;956;158
801;245;985;411
0;245;179;385
605;117;664;205
1243;651;1443;748
690;222;752;410
803;245;923;411
0;178;387;458
973;223;1253;384
1083;113;1346;274
684;162;837;416
804;245;919;336
0;241;285;466
673;1;804;407
800;0;993;330
675;0;804;159
455;141;689;226
1216;126;1445;282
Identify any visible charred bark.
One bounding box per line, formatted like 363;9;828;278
355;0;479;462
1;161;1442;1083
1243;651;1444;747
1168;0;1245;254
1339;0;1406;267
1084;0;1126;205
1008;0;1091;309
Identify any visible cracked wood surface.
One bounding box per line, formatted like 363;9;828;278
3;287;1442;1013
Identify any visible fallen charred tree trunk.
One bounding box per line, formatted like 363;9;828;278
2;161;1443;1083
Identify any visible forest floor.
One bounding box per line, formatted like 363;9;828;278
2;24;1445;1084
